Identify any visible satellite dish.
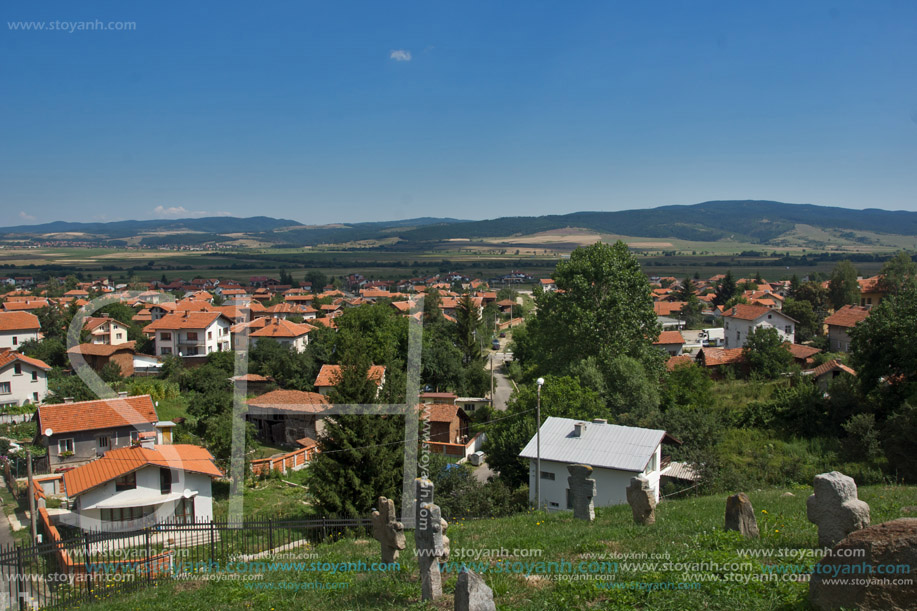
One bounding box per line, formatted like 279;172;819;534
44;428;53;437
182;489;193;499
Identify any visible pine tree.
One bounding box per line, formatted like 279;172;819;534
713;271;738;306
455;293;482;365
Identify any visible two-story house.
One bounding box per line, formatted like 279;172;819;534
249;318;315;352
61;439;221;530
722;304;796;349
823;305;870;353
0;311;41;351
144;311;232;357
83;316;130;345
0;349;50;408
35;394;165;469
314;364;386;397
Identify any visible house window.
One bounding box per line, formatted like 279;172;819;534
645;452;658;474
174;497;194;523
31;371;37;382
115;472;136;491
736;331;740;341
161;347;172;355
130;431;139;443
767;314;772;319
0;382;9;395
116;333;123;340
32;392;38;402
58;439;74;454
207;331;212;340
187;332;198;341
11;336;17;346
566;489;573;509
98;436;110;450
160;468;173;494
540;471;555;481
102;506;153;523
160;332;171;341
13;364;21;375
785;325;792;335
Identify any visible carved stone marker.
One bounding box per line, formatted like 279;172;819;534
455;567;496;611
371;496;406;563
806;471;870;548
625;475;656;525
415;478;449;601
567;464;596;521
724;492;759;538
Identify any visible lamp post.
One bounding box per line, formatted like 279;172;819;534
535;377;544;512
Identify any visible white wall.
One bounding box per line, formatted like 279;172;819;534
0;329;39;351
156;318;231;356
527;444;663;512
723;313;795;349
0;361;47;407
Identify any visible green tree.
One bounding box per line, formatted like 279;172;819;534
827;260;860;310
713;271;738;306
743;326;793;379
483;376;606;488
781;298;820;343
522;241;662;379
455;293;482;365
876;250;916;296
305;270;328;292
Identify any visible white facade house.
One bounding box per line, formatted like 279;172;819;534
84;316;131;345
248;318;314;352
61;442;221;531
0;349;50;408
144;311;232;357
722;304;796;349
0;311;41;351
519;417;676;511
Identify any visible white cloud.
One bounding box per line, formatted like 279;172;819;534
18;211;36;222
389;49;412;62
153;206;233;219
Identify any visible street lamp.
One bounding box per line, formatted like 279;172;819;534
535;377;544;512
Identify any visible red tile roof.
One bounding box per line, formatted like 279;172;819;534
824;305;870;328
63;444;222;497
247;390;329;413
698;347;745;367
36;395;159;436
654;331;685;345
67;341;136;357
784;343;821;360
653;301;687;316
808;359;856;379
665;355;695;371
314;364;385;387
0;311;40;332
249;318;314;338
0;349;51;371
2;300;49;312
419;403;465;423
723;303;774;321
143;311;226;332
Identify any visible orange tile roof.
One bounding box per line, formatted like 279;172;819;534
784;342;821;360
824;305;870;328
311;317;337;329
314;364;385;387
723;303;775;321
83;316;127;332
698;347;745;367
247;390;329;413
143;311;226;332
2;299;50;311
418;403;465;423
654;331;685;345
653;301;687;316
0;311;40;332
249;318;314;338
67;341;136;357
63;444;222;497
665;355;695;371
0;348;51;371
808;359;856;379
36;395;159;436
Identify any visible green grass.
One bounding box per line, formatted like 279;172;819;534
80;485;917;610
212;469;315;521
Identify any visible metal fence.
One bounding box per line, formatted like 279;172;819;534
0;516;372;610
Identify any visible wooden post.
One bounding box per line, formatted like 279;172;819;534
26;450;37;543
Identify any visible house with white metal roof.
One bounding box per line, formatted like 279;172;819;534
518;417;678;511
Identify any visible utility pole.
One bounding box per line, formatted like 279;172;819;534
490;352;494;404
26;449;37;542
535;377;544;512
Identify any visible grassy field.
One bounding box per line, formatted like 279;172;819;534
80;485;917;610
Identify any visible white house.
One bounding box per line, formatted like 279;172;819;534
248;317;314;352
519;417;677;511
722;303;796;349
0;311;41;351
144;311;232;357
83;315;130;345
61;440;222;531
0;349;50;408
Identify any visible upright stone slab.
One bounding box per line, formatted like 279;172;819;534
371;496;406;563
415;478;449;601
566;464;596;521
724;492;759;538
455;567;496;611
625;475;656;525
806;471;870;548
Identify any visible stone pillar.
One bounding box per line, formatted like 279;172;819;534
455;567;496;611
806;471;870;548
371;496;406;563
625;475;656;525
724;492;759;538
566;464;596;521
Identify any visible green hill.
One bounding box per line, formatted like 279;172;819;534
84;485;917;610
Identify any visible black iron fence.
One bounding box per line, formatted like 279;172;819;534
0;516;372;610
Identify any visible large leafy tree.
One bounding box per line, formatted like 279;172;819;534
827;260;860;311
713;271;738;307
522;241;661;379
876;250;917;296
781;298;820;343
743;326;793;379
455;293;482;365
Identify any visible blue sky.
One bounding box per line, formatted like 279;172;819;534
2;1;916;225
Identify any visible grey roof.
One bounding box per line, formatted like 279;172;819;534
519;417;666;472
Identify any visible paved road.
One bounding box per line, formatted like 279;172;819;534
486;338;515;411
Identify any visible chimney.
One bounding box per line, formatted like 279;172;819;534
139;433;155;450
592;418;607;425
117;391;128;398
64;397;74;404
572;422;587;437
